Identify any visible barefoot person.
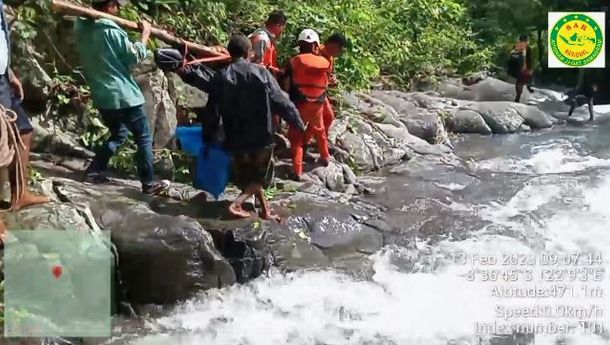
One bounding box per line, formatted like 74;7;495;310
511;34;534;103
0;0;49;222
75;0;169;195
202;34;305;220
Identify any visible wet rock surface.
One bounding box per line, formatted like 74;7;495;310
5;74;579;313
134;62;178;149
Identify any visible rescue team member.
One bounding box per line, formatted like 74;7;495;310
75;0;169;195
283;29;331;181
319;33;347;137
0;0;49;212
249;10;287;79
202;34;305;220
513;34;534;103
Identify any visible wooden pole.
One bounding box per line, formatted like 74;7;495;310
50;0;230;62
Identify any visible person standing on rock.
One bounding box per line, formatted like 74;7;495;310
202;34;305;220
319;32;347;138
75;0;169;195
512;34;534;103
283;29;332;181
249;10;287;80
250;11;288;132
0;0;50;223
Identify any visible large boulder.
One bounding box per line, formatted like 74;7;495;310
366;91;452;144
445;109;492;135
468;102;525;134
7;16;54;102
310;161;346;192
134;61;177;149
434;77;534;103
98;202;236;304
338;131;383;172
511;103;556;129
32;118;95;159
167;72;209;109
4;203;94;232
51;179;236;305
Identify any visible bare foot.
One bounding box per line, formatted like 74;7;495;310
12;191;50;210
260;210;282;223
0;218;6;244
228;203;252;219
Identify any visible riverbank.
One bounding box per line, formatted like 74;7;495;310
5;68;608;345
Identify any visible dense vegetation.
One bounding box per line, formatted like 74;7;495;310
119;0;492;89
9;0;607;91
4;0;609;181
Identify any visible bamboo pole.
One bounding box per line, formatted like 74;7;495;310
50;0;230;62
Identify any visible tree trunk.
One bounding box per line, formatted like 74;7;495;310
537;27;544;70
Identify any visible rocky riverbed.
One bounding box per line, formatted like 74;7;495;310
4;67;608;345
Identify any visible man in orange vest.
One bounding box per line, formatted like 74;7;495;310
283;29;331;181
319;33;347;137
249;10;287;79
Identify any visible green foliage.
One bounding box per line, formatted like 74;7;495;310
128;0;491;88
28;167;44;184
264;184;280;200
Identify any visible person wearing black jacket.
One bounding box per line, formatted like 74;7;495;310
198;34;305;220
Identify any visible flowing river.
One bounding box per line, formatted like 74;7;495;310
110;106;610;345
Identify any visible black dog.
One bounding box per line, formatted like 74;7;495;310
564;85;596;121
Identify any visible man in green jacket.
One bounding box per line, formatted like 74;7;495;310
76;0;169;195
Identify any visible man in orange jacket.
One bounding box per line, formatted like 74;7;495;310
283;29;331;181
319;33;347;137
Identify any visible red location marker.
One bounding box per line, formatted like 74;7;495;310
52;265;63;279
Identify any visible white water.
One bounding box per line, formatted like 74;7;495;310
475;140;610;175
119;139;610;345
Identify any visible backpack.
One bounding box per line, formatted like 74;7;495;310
507;43;527;78
507;50;525;78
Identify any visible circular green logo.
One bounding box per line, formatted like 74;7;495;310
550;13;604;66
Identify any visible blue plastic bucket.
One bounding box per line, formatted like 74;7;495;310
175;126;203;157
194;145;231;199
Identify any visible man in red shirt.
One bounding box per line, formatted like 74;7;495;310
319;33;347;137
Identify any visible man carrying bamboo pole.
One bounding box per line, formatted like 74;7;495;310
75;0;169;195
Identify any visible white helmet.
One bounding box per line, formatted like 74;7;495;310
297;29;320;44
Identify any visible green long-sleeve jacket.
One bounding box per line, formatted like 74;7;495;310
75;18;147;110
